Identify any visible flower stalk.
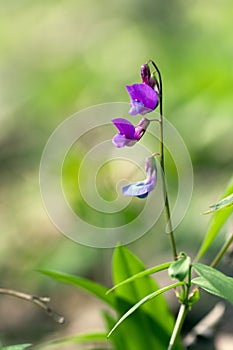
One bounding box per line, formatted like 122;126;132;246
149;59;178;260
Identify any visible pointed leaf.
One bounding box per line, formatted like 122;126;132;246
192;263;233;304
34;332;109;349
108;282;184;337
112;246;174;332
1;346;31;350
203;193;233;214
195;176;233;261
38;269;115;308
104;305;176;350
107;261;171;294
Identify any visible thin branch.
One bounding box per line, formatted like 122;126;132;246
0;287;64;324
210;233;233;268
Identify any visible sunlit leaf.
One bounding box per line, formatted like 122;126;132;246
1;345;31;350
38;269;115;308
192;263;233;304
112;246;174;331
203;193;233;214
107;261;171;294
34;332;109;349
111;246;183;350
108;281;184;338
195;175;233;261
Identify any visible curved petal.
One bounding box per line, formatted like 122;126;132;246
128;101;152;116
122;155;157;197
126;84;159;115
112;134;137;148
112;118;135;139
122;181;151;197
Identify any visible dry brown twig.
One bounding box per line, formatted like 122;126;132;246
0;287;64;324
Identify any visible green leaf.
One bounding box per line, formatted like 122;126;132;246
112;246;174;332
34;332;109;349
111;246;184;350
38;269;115;308
168;253;191;281
107;261;171;294
203;193;233;214
1;345;31;350
195;176;233;261
108;281;184;338
192;263;233;304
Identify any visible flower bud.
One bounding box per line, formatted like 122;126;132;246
140;63;151;85
149;72;159;92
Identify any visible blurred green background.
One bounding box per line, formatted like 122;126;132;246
0;0;232;347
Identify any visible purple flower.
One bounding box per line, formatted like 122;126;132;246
112;117;150;148
126;83;159;116
122;155;157;198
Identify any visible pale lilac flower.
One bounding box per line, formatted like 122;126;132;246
112;117;150;148
122;155;157;198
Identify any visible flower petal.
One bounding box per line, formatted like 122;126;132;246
126;84;159;115
112;134;137;148
122;181;150;197
128;102;152;116
122;155;157;198
112;118;135;139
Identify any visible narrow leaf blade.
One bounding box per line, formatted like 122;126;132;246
1;345;31;350
38;269;115;308
108;282;184;338
112;246;174;331
34;332;109;349
107;261;171;294
203;193;233;214
195;176;233;261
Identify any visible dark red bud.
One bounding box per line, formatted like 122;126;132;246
140;64;150;85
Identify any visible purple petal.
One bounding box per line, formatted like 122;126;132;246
112;134;137;148
134;118;150;139
126;84;159;115
122;181;149;197
112;118;135;139
122;155;157;197
128;102;152;116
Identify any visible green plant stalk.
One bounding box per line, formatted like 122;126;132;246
167;264;192;349
150;59;178;260
167;303;187;350
210;233;233;268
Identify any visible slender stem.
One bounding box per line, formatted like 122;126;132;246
167;264;192;350
168;304;188;350
0;287;64;323
149;59;178;260
210;233;233;268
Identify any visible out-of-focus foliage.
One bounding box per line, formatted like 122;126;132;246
0;0;233;346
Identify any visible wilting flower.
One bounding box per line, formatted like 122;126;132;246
126;83;159;116
112;117;150;148
122;155;157;198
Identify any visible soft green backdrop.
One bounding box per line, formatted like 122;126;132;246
0;0;232;345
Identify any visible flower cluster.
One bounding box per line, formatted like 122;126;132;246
112;62;160;199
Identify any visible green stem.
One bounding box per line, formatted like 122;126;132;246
168;265;192;349
167;303;187;350
150;59;178;260
210;233;233;268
